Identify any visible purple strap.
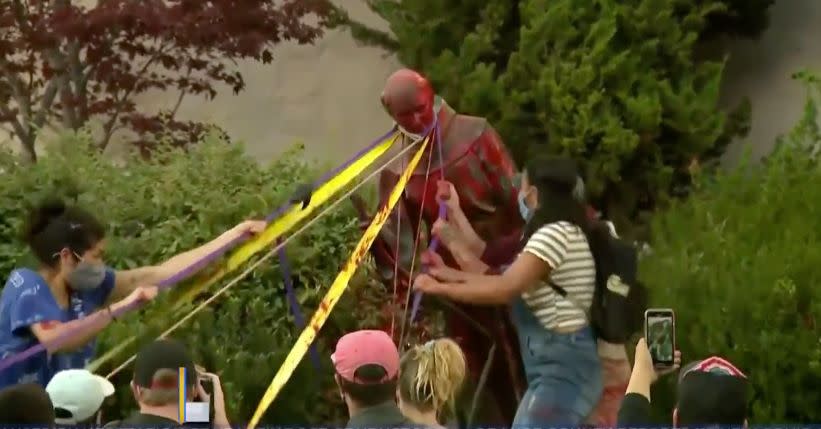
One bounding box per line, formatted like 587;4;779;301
0;128;398;375
277;240;321;371
409;122;448;323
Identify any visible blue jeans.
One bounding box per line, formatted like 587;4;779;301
510;298;603;426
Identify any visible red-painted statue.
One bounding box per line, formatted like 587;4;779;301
352;69;526;424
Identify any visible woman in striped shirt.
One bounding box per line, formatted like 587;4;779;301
415;156;610;426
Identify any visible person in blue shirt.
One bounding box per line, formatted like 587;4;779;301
0;197;266;388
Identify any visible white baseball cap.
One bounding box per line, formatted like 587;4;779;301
46;369;115;424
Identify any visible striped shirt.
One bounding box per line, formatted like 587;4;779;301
521;221;596;331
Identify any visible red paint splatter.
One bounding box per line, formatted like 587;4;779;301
38;320;60;330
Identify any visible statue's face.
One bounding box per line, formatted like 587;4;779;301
381;69;435;135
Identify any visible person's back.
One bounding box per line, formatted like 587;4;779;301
397;338;466;429
47;368;115;426
0;382;56;425
118;338;228;429
618;338;748;427
332;330;416;428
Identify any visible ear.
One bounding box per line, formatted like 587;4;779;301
334;375;345;401
528;186;539;208
57;248;75;266
130;381;140;402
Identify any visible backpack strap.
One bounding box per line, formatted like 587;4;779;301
548;280;591;315
548;280;568;297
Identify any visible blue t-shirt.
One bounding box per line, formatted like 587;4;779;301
0;268;115;388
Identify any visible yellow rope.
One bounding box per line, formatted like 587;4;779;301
99;138;425;380
87;133;399;373
246;135;431;429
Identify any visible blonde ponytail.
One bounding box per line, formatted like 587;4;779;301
398;338;467;417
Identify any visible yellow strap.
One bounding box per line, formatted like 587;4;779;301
87;133;399;373
246;136;431;429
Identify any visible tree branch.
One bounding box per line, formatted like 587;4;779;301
329;4;399;52
98;43;170;150
66;41;88;124
0;60;33;127
0;105;36;162
169;67;192;119
32;78;59;131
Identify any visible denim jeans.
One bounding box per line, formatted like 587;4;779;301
510;297;603;426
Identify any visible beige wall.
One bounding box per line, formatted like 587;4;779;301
121;0;821;165
121;1;400;162
4;0;819;165
719;0;821;165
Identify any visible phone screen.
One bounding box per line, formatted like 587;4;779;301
645;309;675;367
197;372;215;423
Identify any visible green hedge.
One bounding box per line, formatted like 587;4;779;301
347;0;758;232
0;133;387;424
640;71;821;422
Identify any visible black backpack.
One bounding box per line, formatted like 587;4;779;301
549;227;648;343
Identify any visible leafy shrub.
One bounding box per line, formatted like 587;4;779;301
639;71;821;422
700;0;778;40
0;131;387;424
343;0;753;231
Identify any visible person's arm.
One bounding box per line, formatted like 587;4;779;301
618;338;682;426
420;223;570;305
108;220;266;302
420;252;548;304
16;285;156;354
617;393;654;426
446;200;486;255
30;311;114;354
439;185;523;266
197;372;230;429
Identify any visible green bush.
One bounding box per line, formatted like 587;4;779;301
701;0;778;40
343;0;753;231
0;132;388;424
639;71;821;422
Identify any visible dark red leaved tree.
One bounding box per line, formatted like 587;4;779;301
0;0;334;162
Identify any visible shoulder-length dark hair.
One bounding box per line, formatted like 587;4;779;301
521;156;610;260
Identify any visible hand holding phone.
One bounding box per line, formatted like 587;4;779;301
644;308;676;369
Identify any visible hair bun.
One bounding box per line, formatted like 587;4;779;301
21;197;67;243
37;198;67;218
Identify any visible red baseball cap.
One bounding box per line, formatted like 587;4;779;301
331;330;399;383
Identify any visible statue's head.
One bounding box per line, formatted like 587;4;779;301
381;69;435;136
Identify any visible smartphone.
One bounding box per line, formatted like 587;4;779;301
197;371;216;423
644;308;675;368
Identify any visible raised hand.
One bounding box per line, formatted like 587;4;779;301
413;273;444;294
436;180;460;212
420;249;446;268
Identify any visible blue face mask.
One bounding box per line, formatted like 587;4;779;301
518;191;532;222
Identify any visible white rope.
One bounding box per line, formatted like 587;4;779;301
105;137;423;379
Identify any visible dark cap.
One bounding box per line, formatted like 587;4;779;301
0;383;56;424
133;338;196;389
677;356;749;425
